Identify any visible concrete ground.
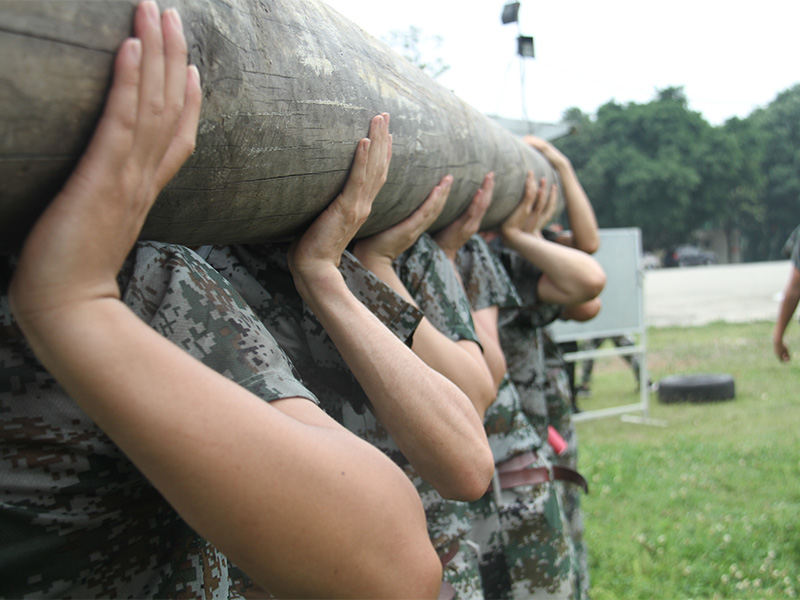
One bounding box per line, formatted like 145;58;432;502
644;260;790;328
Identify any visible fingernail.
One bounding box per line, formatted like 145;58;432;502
142;1;158;21
166;8;183;32
128;38;142;63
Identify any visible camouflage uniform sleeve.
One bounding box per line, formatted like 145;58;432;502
791;230;800;271
1;242;313;599
394;233;480;345
456;235;522;311
339;250;424;344
782;225;800;260
123;242;318;405
489;239;563;329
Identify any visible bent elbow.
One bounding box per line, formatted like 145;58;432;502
585;268;606;299
580;237;601;255
438;445;494;502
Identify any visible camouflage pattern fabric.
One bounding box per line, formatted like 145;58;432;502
782;224;800;261
489;239;562;450
206;244;422;421
0;242;318;599
391;233;486;599
791;228;800;272
455;236;522;313
458;236;580;599
578;335;640;389
209;243;486;597
394;233;478;344
544;334;589;597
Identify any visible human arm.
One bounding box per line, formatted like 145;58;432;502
500;171;606;306
351;174;496;418
524;135;600;254
432;173;508;391
8;6;441;598
773;265;800;362
291;122;493;501
561;297;603;322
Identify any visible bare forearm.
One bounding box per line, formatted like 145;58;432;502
15;299;440;598
358;257;495;417
774;290;800;342
296;267;493;500
502;230;606;305
472;306;507;391
557;162;600;254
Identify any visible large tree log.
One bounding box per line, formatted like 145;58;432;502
0;0;557;251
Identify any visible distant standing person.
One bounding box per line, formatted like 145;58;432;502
576;335;641;397
773;225;800;362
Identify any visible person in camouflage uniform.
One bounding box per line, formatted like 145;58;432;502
458;232;579;600
417;172;582;600
2;15;442;598
543;332;590;595
491;137;606;598
1;241;331;599
209;162;494;599
350;230;487;600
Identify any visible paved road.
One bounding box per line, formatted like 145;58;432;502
644;260;790;328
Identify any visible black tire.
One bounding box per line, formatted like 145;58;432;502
657;373;735;404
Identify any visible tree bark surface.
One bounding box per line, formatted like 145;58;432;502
0;0;556;251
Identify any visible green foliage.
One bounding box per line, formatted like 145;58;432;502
577;321;800;599
749;84;800;258
555;84;800;258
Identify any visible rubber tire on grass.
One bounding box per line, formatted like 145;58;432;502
657;373;735;404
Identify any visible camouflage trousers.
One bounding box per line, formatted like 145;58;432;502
440;540;484;600
468;454;581;600
546;362;589;597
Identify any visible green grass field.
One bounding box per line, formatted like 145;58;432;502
574;321;800;599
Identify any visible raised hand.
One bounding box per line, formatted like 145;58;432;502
433;172;494;262
353;174;453;267
523;135;570;171
11;0;201;325
500;171;556;244
289;113;391;289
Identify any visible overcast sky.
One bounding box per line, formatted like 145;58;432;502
322;0;800;126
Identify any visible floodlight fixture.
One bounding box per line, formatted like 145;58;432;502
501;2;520;24
517;35;534;58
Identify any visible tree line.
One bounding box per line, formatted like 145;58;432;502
552;84;800;262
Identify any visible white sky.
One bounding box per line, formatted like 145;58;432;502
322;0;800;126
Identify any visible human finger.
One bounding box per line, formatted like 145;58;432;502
155;64;202;191
157;9;189;152
131;1;167;165
469;172;495;227
78;37;143;175
501;170;536;233
414;174;452;230
364;113;391;201
536;182;559;228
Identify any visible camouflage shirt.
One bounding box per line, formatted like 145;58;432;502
206;243;423;423
489;239;563;447
0;242;317;599
455;235;544;462
459;236;580;599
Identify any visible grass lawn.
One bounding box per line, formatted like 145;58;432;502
574;321;800;599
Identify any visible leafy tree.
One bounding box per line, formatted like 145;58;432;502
709;117;766;260
748;84;800;259
553;84;800;261
555;88;719;250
